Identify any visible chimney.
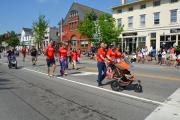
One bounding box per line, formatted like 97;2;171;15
122;0;128;4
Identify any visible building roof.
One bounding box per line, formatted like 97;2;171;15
22;28;32;33
62;2;110;24
72;2;108;17
112;0;152;10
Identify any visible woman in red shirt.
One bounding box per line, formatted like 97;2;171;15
58;44;67;76
71;48;77;69
115;47;122;63
106;46;116;63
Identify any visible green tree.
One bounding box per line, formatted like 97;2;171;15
78;12;123;45
78;11;97;41
175;45;180;54
32;15;48;48
0;34;4;45
6;31;20;48
98;14;123;45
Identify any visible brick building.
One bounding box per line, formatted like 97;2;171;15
59;2;107;51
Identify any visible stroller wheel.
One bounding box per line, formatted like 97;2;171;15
111;81;123;91
134;83;143;93
8;64;11;69
15;64;18;69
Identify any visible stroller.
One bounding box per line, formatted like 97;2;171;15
106;61;142;92
8;53;17;69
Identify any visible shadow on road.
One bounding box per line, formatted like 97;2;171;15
16;66;24;69
0;78;16;90
103;80;139;92
37;64;46;67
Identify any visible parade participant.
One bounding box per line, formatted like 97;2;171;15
46;42;56;77
97;42;106;87
106;45;116;80
58;43;67;76
106;45;116;64
77;48;81;63
115;47;122;63
71;48;77;69
30;45;38;66
21;46;27;62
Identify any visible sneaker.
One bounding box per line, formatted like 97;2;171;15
98;82;103;87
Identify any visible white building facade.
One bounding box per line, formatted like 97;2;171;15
112;0;180;54
20;28;33;48
43;27;59;48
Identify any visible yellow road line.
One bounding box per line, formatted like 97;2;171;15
135;73;180;81
81;67;180;81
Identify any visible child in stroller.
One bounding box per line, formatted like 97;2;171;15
107;61;142;92
7;49;17;69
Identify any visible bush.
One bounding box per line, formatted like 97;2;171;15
175;46;180;54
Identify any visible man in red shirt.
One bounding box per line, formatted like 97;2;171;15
46;42;56;77
97;42;106;86
58;43;67;76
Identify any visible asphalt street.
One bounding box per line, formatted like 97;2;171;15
0;55;180;120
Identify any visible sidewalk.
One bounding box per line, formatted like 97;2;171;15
19;54;179;69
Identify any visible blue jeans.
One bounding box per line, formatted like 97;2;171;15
59;58;66;75
66;57;68;69
97;62;107;83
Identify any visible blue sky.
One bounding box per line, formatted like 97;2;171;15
0;0;135;34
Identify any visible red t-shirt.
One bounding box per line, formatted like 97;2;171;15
46;45;55;60
77;50;81;57
71;52;77;61
58;47;67;58
97;48;106;62
115;50;122;59
170;48;175;54
22;48;26;54
107;49;116;60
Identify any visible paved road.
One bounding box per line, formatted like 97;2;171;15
0;55;180;120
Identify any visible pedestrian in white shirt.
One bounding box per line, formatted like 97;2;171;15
161;49;166;65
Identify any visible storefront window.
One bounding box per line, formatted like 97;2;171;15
178;35;180;46
160;35;176;49
138;37;146;48
171;35;176;41
80;41;88;48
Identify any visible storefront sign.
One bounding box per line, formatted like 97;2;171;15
122;32;137;36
